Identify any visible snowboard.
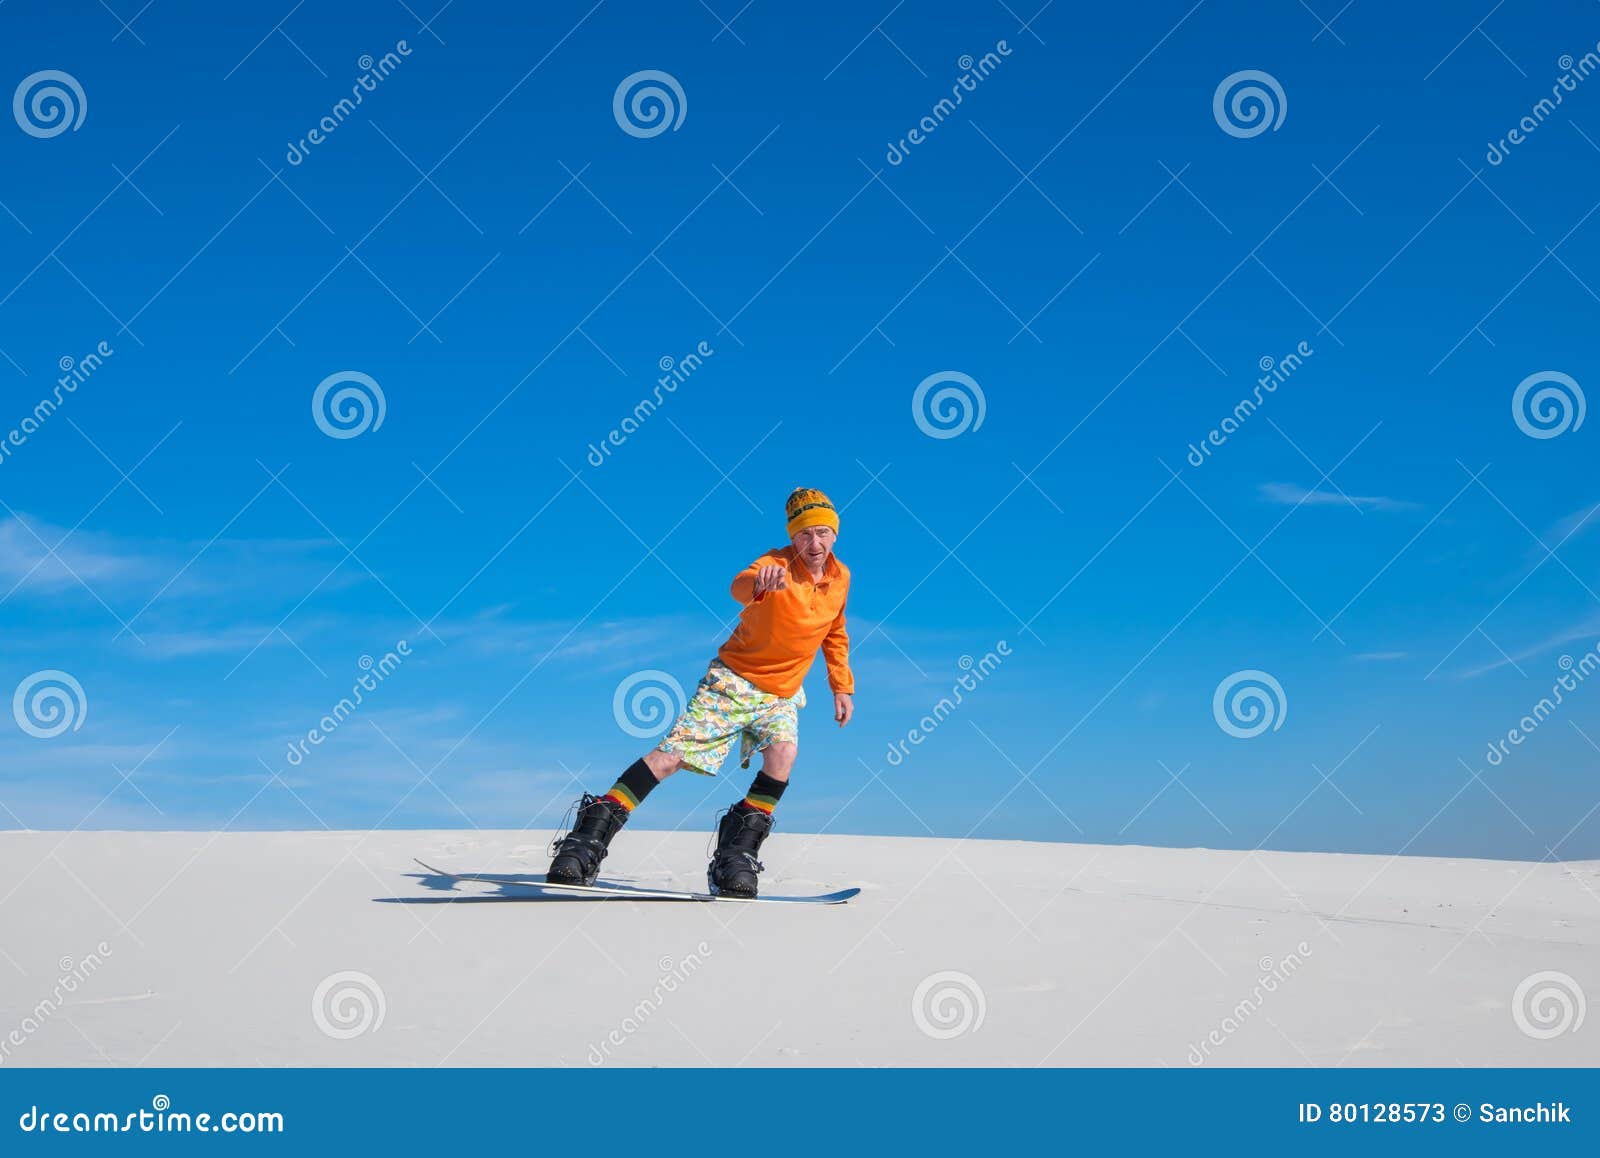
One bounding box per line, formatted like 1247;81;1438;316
413;859;860;905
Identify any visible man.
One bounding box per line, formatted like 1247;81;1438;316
548;486;854;897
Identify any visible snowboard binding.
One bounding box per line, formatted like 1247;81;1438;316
547;793;629;886
707;805;774;898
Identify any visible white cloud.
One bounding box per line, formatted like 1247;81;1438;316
0;515;347;604
435;608;709;670
135;624;293;659
0;515;163;593
1545;501;1600;545
1259;482;1420;512
1458;615;1600;679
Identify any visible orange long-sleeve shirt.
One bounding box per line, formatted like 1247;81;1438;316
717;546;853;698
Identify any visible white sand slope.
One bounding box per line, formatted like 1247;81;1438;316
0;830;1594;1067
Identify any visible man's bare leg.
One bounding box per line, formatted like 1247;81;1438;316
642;749;684;780
756;741;796;783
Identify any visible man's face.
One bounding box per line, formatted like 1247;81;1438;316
792;525;836;567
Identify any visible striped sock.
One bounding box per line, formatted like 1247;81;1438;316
601;758;659;813
740;770;788;815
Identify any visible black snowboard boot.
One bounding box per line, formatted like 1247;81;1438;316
547;794;629;886
707;804;774;898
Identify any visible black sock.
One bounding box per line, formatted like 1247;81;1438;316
601;758;659;813
741;769;788;815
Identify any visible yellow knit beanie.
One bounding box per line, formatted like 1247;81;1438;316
785;487;839;537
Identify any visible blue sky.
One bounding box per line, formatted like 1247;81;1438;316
2;0;1599;860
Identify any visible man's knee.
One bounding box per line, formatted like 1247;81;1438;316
643;749;684;778
762;741;798;780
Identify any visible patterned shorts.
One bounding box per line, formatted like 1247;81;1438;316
657;661;805;776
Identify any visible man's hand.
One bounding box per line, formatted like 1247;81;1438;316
834;692;854;727
753;564;788;597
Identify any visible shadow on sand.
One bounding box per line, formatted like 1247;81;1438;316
373;870;686;904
